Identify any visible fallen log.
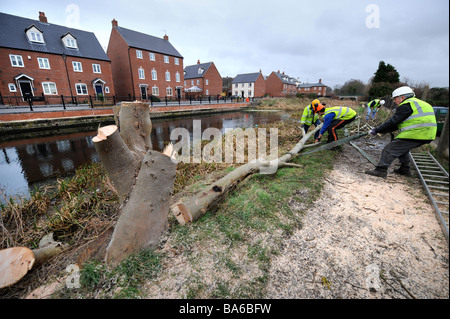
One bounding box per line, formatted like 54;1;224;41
0;232;67;289
172;124;323;225
0;247;34;289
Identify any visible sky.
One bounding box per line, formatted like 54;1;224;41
1;0;449;89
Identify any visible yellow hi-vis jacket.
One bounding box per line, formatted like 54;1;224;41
396;97;437;140
300;104;320;126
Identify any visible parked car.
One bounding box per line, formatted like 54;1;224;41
432;106;448;135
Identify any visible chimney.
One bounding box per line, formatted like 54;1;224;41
112;19;118;27
163;34;168;41
197;59;200;64
39;12;48;23
319;78;322;83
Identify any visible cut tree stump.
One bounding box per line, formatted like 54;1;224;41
93;101;177;265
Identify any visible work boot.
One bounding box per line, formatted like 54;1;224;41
394;164;412;177
365;167;387;178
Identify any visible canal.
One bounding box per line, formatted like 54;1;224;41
0;110;291;203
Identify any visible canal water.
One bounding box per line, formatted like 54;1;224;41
0;110;291;203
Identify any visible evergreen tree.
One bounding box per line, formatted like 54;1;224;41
368;61;401;100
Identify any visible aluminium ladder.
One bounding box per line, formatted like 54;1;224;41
410;151;449;244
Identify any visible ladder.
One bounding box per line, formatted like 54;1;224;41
410;151;449;244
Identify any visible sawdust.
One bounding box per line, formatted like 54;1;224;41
265;137;449;299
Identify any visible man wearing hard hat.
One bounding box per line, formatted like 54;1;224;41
365;86;437;178
366;98;385;120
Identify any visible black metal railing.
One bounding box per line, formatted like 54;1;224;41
0;92;261;111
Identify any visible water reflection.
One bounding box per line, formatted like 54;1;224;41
0;111;287;203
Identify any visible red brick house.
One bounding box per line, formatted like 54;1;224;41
107;19;184;100
0;11;115;106
265;71;298;97
184;60;222;98
298;79;328;97
231;71;266;98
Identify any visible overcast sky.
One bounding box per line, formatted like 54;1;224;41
1;0;449;89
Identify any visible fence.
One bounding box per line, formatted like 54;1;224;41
0;92;259;111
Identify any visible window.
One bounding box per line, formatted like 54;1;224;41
66;38;76;48
92;64;101;73
42;82;57;95
152;86;159;96
137;50;143;59
38;57;50;69
196;80;200;85
72;61;82;72
191;80;194;85
105;86;110;93
152;69;157;80
198;68;204;75
10;54;24;67
138;67;145;79
206;79;209;85
30;32;44;43
26;26;45;44
206;90;209;96
8;83;17;92
149;53;155;61
75;83;88;95
175;72;180;82
164;56;169;63
62;33;78;49
174;58;179;65
167;87;173;96
165;71;171;81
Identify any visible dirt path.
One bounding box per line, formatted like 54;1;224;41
265;136;449;299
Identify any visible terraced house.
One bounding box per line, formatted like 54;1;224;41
183;60;222;98
265;71;298;97
298;79;328;97
0;11;115;105
231;71;266;98
107;19;184;100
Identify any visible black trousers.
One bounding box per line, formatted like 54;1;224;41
376;138;430;169
326;116;356;143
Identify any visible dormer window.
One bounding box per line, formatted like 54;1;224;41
62;32;78;49
25;25;45;44
198;68;204;75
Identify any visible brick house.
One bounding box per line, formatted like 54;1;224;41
0;11;114;106
231;71;265;98
183;60;222;98
107;19;184;100
297;79;328;97
265;71;298;97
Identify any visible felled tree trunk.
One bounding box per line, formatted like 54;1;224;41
0;233;66;288
172;124;322;225
93;101;176;265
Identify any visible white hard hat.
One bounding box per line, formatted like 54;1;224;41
392;86;415;98
380;100;385;105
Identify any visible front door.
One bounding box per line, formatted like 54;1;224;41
94;84;103;98
19;81;33;101
140;86;147;100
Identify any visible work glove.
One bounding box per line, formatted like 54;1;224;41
369;128;377;135
315;137;321;143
